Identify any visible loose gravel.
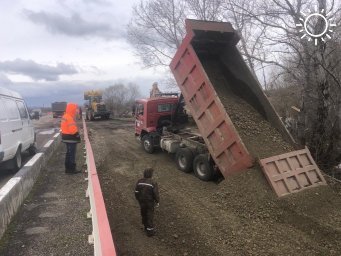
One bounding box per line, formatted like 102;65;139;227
89;119;341;256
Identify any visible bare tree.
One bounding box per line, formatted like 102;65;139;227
221;0;268;79
232;0;341;169
127;0;186;67
186;0;224;20
103;83;141;117
127;0;269;82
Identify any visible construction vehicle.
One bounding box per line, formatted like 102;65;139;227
51;102;67;118
135;20;326;197
84;90;110;120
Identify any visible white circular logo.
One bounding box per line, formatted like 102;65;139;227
296;9;336;45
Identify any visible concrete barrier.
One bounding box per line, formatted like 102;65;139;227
0;133;61;238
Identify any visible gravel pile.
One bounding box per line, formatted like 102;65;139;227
202;59;293;159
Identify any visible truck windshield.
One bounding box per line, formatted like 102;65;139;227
135;103;144;116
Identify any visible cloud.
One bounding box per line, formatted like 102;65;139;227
2;77;156;107
0;73;13;85
0;59;78;81
23;9;124;40
82;0;111;6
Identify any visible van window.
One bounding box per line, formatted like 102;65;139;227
16;101;29;119
3;98;20;120
0;98;7;121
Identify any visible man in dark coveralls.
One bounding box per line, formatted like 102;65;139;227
134;168;160;236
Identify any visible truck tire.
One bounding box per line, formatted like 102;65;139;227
193;154;214;181
90;113;94;121
86;113;89;120
142;135;154;154
11;147;22;172
175;148;193;173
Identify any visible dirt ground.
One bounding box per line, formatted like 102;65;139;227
88;118;341;256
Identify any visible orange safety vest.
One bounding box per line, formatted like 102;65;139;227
61;103;78;135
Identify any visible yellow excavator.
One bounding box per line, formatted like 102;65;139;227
84;90;110;120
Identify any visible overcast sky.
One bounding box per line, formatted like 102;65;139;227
0;0;165;107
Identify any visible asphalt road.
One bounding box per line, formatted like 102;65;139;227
0;114;60;188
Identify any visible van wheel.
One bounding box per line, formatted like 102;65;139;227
11;148;22;172
28;144;37;156
193;154;214;181
175;148;193;173
142;135;154;154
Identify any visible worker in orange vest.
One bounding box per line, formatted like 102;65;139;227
61;103;81;174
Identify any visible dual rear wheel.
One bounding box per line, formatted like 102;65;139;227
140;134;215;181
175;148;214;181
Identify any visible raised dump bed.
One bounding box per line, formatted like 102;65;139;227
170;19;326;196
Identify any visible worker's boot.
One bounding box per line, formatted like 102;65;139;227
146;227;155;237
65;163;73;173
67;164;81;174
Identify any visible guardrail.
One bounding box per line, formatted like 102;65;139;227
83;119;117;256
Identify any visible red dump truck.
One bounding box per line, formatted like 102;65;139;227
135;20;326;196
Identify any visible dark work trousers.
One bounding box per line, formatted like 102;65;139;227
65;142;77;170
139;201;155;236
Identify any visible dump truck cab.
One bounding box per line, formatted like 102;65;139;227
135;94;179;137
135;93;188;153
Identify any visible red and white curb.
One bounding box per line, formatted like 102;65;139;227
83;119;117;256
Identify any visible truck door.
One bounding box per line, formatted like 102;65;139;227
135;103;145;135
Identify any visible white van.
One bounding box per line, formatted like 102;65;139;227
0;87;36;171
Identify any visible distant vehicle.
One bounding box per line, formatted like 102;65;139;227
51;102;67;118
84;90;110;120
0;87;36;171
30;110;40;120
32;108;42;116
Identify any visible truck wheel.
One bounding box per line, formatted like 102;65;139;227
142;135;154;154
90;113;94;121
11;147;22;172
86;113;89;120
193;154;214;181
175;148;193;173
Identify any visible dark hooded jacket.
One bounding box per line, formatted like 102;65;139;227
135;177;160;204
